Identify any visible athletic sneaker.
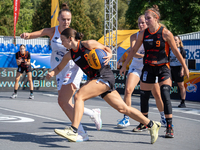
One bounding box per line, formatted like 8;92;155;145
160;116;167;127
165;125;174;138
149;121;161;144
178;102;186;108
90;109;102;131
76;131;89;142
132;123;148;132
117;117;130;128
29;93;34;99
10;93;17;99
54;127;78;142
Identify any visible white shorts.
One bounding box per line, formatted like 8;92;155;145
128;66;158;83
128;67;142;78
56;66;83;91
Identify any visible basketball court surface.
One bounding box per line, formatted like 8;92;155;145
0;91;199;150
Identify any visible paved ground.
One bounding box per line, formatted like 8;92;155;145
0;91;200;150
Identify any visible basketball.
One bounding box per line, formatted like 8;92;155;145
87;49;107;70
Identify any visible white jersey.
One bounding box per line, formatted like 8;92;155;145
128;32;144;71
50;26;83;90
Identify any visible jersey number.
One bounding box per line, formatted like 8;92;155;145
84;54;88;61
156;40;160;47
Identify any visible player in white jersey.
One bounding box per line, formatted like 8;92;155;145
117;15;166;131
50;25;83;90
20;3;102;142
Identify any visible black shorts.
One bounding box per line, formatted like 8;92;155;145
93;65;115;98
17;66;32;73
171;66;184;82
141;64;171;83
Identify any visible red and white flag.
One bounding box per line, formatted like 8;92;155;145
14;0;20;38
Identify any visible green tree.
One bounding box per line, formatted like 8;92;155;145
83;0;104;40
17;0;34;35
32;0;100;40
118;0;130;29
67;0;96;40
0;0;34;36
125;0;200;35
0;0;13;35
31;0;51;32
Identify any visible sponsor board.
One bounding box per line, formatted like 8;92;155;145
0;68;57;91
112;70;180;99
184;72;200;101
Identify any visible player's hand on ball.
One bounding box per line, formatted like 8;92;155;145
103;51;112;65
103;55;110;65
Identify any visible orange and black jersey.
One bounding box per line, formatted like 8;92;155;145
70;41;99;79
143;26;170;66
70;40;115;92
16;51;31;68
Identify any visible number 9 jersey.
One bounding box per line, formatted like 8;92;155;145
143;26;170;66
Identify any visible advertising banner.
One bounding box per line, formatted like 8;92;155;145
184;72;200;101
0;68;57;92
14;0;20;38
51;0;60;27
112;70;180;99
183;40;200;70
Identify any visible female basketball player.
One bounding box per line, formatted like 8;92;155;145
117;15;166;130
170;36;186;108
20;4;102;142
46;28;161;144
120;5;189;138
10;44;34;99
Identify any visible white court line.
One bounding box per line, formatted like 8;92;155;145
1;105;200;124
42;93;200;108
0;107;66;123
0;132;55;137
43;94;58;97
149;99;200;107
153;107;200;116
150;110;200;122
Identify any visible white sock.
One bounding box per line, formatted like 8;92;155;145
160;111;165;118
78;123;86;133
83;107;94;117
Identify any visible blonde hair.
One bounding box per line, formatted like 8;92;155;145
138;14;145;20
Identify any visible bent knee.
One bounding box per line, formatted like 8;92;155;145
116;106;127;114
57;96;70;106
125;88;133;95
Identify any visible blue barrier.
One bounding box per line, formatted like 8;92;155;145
0;43;52;54
0;53;51;68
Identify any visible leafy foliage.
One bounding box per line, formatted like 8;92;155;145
125;0;200;35
0;0;199;38
0;0;13;35
31;0;51;32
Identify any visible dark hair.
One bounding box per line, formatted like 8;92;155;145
145;5;160;21
58;3;71;16
20;44;26;48
61;28;84;40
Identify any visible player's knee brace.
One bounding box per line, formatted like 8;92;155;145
140;90;151;113
160;85;172;114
